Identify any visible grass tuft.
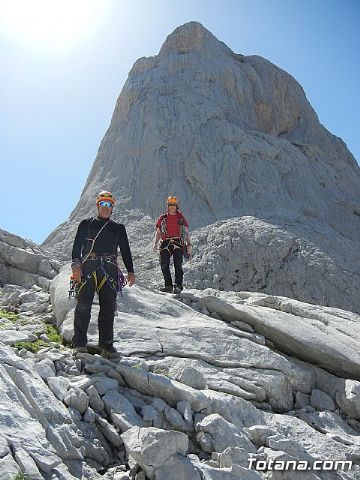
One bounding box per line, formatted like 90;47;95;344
0;308;20;322
13;472;25;480
12;325;64;353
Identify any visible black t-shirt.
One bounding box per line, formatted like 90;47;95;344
72;217;134;273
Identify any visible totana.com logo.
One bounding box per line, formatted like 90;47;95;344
248;458;353;471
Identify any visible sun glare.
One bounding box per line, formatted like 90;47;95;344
0;0;105;50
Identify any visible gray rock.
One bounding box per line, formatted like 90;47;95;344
311;389;336;411
19;289;49;305
86;385;105;412
141;404;158;423
177;400;193;423
13;444;44;479
53;273;358;413
295;391;310;409
217;446;250;468
0;229;59;289
164;405;192;432
50;264;76;327
267;437;314;462
186;216;360;314
152;398;168;412
198;290;360;379
0;434;9;457
155;454;201;480
196;414;256;454
201;390;266;428
74;423;110;466
4;363;72;428
0;454;21;479
229;320;254;333
70;376;93;391
196;431;213;453
191;454;262;479
335;380;360;420
121;426;189;479
243;425;278;447
19;300;49;315
91;375;119;396
47;376;71;401
95;414;123;448
83;407;96;423
47;424;85;460
263;410;357;469
121;389;149;410
169;359;207;389
116;362;210;412
113;473;131;480
68;407;82;422
297;410;360;448
63;387;89;415
1;330;38;345
1;284;25;306
103;389;143;431
134;472;146;480
37;348;68;362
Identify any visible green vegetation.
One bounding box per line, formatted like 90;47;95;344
12;339;48;353
12;324;64;353
46;324;63;343
0;308;20;322
13;472;25;480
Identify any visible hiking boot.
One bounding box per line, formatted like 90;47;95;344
73;345;88;355
160;285;173;293
100;345;121;359
173;284;183;294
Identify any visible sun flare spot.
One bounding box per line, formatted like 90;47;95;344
0;0;106;50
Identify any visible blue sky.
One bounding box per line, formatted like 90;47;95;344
1;0;359;245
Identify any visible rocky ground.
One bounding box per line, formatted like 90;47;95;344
0;274;359;479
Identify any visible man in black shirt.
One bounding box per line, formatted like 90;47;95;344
71;190;135;357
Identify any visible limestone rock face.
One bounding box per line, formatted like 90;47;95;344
41;22;359;312
183;216;360;313
0;229;60;289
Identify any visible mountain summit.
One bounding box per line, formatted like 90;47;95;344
43;22;360;312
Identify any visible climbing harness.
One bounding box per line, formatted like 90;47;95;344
159;211;191;260
70;219;127;299
77;254;127;297
159;237;183;256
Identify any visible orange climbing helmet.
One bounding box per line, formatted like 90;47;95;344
96;190;115;206
167;196;178;205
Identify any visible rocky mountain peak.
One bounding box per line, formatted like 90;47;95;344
42;23;360;313
159;21;230;56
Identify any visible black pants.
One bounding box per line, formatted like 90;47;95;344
160;239;184;287
73;259;118;348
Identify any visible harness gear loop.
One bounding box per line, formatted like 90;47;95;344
78;254;127;296
159;237;183;256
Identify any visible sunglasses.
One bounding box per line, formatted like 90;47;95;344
168;203;177;206
98;201;113;208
